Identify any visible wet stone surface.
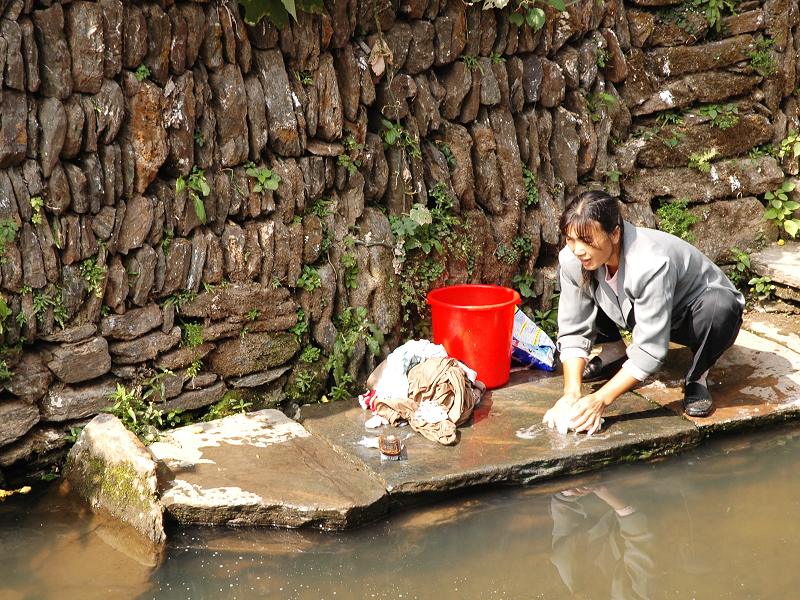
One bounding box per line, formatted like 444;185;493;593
149;409;388;529
301;371;699;506
637;330;800;434
750;241;800;289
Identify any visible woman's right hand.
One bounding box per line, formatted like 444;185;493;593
542;390;582;433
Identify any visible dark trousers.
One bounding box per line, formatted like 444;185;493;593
594;288;743;383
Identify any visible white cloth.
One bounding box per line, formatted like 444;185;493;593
373;340;448;400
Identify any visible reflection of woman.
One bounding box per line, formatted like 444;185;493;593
544;191;744;433
550;486;654;600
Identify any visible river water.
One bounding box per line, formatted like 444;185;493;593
2;424;799;600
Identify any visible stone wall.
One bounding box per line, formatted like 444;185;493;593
0;0;798;479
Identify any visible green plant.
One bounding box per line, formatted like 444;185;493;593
512;236;534;260
435;141;456;169
32;288;68;329
489;52;505;64
106;383;163;445
294;370;317;395
688;149;717;173
341;252;358;289
244;161;281;193
237;0;324;28
656;110;684;127
0;359;13;382
185;357;202;379
381;119;421;160
246;308;259;321
522;165;539;207
748;37;776;77
503;0;566;31
300;345;321;363
532;293;559;340
748;275;775;300
201;395;252;422
142;368;174;404
690;0;735;32
290;308;308;340
586;92;616;123
65;426;83;444
337;134;364;176
595;47;610;68
460;54;484;74
296;266;321;291
193;127;204;147
163;289;196;311
512;273;536;299
0;297;10;336
763;180;800;239
80;258;106;299
307;197;333;219
661;131;685;149
0;219;19;259
134;64;151;81
778;131;800;161
750;143;777;159
180;321;204;349
606;170;622;184
494;243;518;265
324;306;382;401
30;196;44;225
176;167;210;224
728;246;751;288
656;199;699;242
295;70;313;86
697;103;739;129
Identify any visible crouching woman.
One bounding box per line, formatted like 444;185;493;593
544;191;744;435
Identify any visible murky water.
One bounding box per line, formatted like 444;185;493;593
2;425;800;600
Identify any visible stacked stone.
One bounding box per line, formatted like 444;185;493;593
619;0;799;262
0;0;798;479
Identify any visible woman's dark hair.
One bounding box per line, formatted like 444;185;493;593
559;190;623;242
560;191;624;286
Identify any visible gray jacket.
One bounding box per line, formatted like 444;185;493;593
557;221;745;376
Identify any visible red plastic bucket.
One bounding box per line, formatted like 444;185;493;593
426;284;521;388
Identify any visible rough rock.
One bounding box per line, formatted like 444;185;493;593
622;156;785;204
551;107;580;188
117;196;154;255
39;323;97;344
179;283;294;320
154;342;214;371
39;377;118;421
4;352;52;402
149;410;387;529
0;91;27;168
227;366;291;388
687;197;778;264
207;332;299;377
0;400;39;446
636;114;773;168
100;304;162;340
64;413;165;543
157;381;226;414
46;336;112;384
109;327;181;365
750;240;800;290
209;64;249;167
66;1;104;94
648;35;754;78
32;4;72;99
253;50;301;156
0;426;67;468
648;11;709;47
121;75;168;194
631;72;761;116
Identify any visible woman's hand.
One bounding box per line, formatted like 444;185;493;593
568;392;610;436
543;390;582;433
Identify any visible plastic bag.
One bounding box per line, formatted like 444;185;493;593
511;307;556;371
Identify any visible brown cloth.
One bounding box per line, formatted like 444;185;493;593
372;357;483;445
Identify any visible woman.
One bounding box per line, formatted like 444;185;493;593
543;191;744;435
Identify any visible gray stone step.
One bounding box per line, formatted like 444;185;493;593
300;372;699;505
148;410;388;529
750;241;800;290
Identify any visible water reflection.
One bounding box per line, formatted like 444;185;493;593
550;484;654;600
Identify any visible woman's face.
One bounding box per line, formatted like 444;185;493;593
565;221;620;271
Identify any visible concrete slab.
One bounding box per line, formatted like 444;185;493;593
743;308;800;353
300;371;699;506
148;410;388;529
637;330;800;434
750;241;800;288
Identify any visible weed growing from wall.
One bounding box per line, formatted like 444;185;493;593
656;199;699;242
763;180;800;240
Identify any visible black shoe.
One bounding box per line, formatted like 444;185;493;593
582;355;626;382
683;381;713;417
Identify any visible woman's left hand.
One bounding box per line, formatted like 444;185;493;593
569;392;610;436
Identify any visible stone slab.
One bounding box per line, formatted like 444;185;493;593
750;241;800;289
148;410;387;529
637;330;800;434
743;308;800;353
301;371;699;505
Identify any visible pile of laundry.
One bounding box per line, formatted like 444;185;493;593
358;340;485;446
